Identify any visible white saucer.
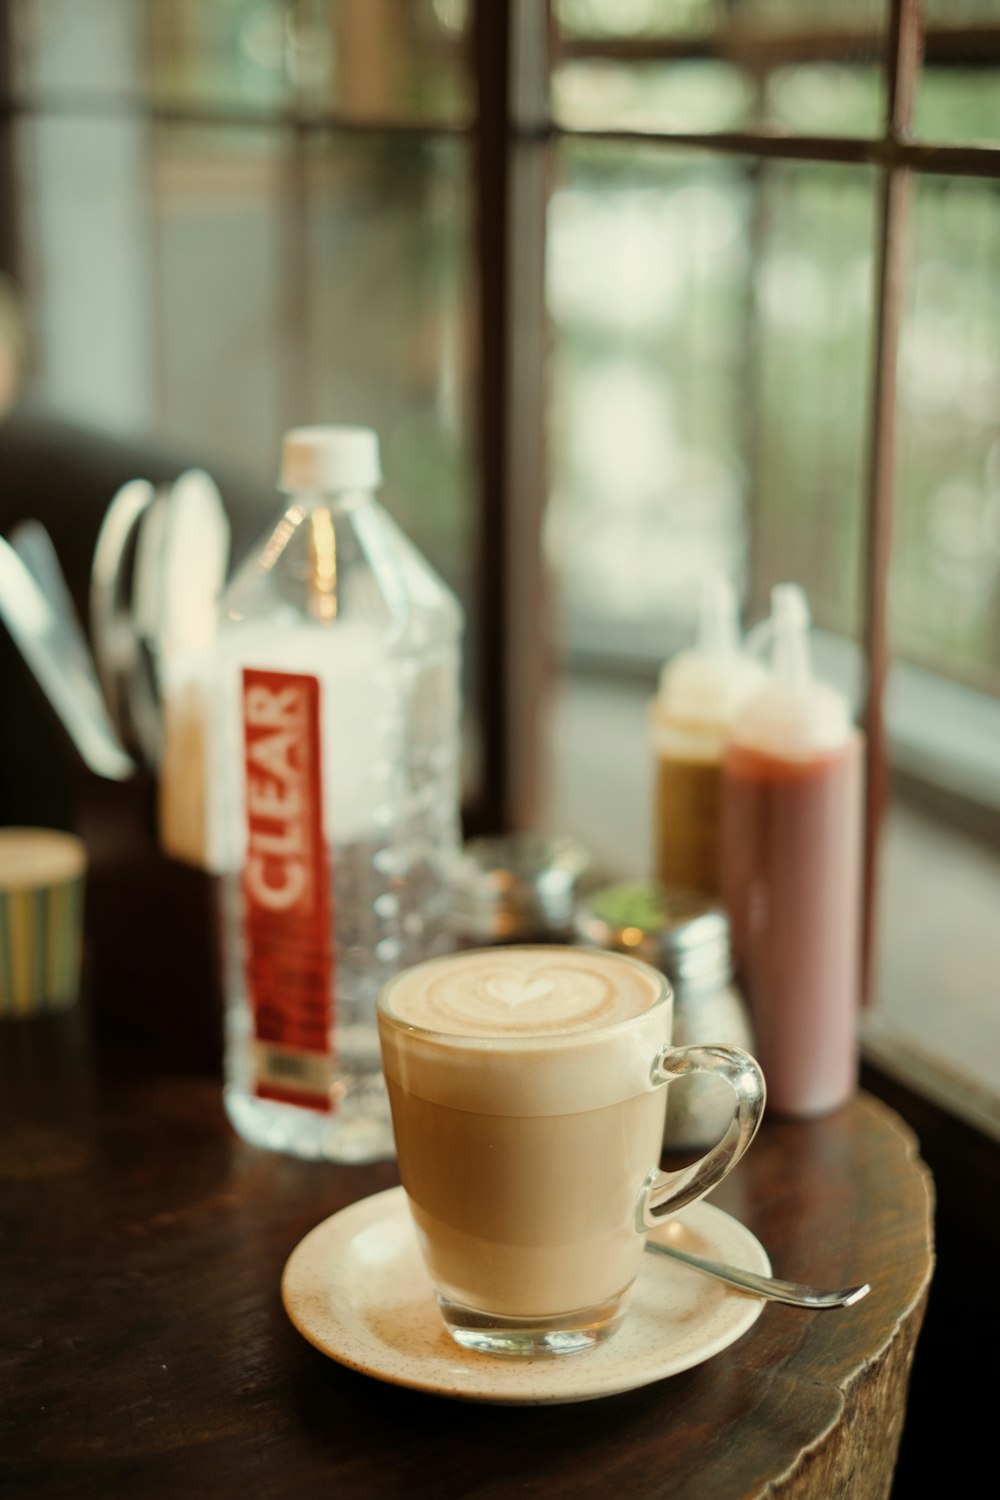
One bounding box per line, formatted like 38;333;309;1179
281;1186;770;1405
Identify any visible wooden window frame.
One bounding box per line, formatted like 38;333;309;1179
473;0;1000;1010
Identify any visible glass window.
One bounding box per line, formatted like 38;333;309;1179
303;130;475;677
553;0;888;137
894;175;1000;694
547;143;754;661
14;111;155;430
149;0;294;111
10;0;145;100
915;0;1000;145
547;148;875;663
151;126;287;473
553;61;757;135
148;0;472;122
4;0;479;799
304;134;472;580
748;162;875;636
540;0;1000;1133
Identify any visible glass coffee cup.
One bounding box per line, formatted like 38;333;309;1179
377;945;765;1357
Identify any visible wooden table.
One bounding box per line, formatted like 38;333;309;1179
1;1003;933;1500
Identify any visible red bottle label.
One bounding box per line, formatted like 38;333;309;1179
240;668;335;1111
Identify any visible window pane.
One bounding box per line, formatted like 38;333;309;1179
892;175;1000;694
732;0;885;27
303;129;480;796
749;161;876;636
149;0;293;110
553;61;757;134
304;133;474;623
555;0;885;42
547;142;754;661
547;145;874;661
553;0;888;138
303;0;471;122
556;0;724;42
15;111;155;430
10;0;144;99
149;0;472;123
764;66;882;137
151;126;287;473
915;1;1000;146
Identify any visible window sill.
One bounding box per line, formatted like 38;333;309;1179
861;1012;1000;1144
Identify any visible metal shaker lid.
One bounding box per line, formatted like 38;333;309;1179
448;833;593;943
573;881;732;995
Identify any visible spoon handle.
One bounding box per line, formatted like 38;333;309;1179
646;1239;871;1309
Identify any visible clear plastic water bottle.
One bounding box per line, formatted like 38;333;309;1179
209;426;463;1161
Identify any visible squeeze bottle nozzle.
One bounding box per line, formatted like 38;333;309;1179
769;582;811;691
651;572;763;897
698;573;740;659
654;574;765;733
735;582;851;756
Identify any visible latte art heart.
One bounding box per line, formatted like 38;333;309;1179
384;948;663;1039
483;975;555;1008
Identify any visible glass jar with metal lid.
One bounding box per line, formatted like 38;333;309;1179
447;833;593;947
574;880;755;1152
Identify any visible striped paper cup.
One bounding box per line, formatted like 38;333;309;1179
0;828;86;1017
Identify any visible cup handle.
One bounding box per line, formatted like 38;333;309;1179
636;1044;766;1231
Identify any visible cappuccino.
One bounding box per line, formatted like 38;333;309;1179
378;948;670;1338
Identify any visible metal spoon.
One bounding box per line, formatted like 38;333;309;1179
646;1239;871;1309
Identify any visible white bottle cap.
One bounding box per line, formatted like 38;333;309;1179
279;426;382;493
653;575;766;747
733;583;851;758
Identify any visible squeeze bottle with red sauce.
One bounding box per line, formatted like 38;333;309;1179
720;584;863;1117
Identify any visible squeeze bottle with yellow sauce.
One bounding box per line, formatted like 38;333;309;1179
650;576;764;897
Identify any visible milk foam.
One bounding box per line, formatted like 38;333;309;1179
384;947;661;1038
378;947;671;1117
